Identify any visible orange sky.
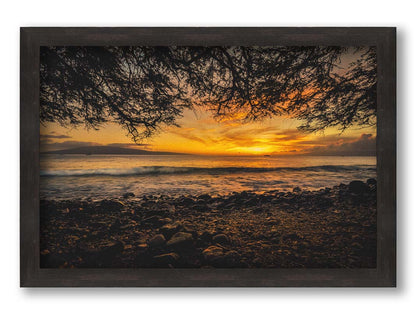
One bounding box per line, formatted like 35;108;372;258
40;108;376;156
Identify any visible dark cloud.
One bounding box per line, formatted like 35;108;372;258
40;140;101;152
106;143;151;148
40;134;72;139
40;140;152;152
304;133;376;156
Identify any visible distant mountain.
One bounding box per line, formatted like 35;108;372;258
43;146;187;155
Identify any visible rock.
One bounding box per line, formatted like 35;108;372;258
141;200;156;208
99;199;125;209
202;245;224;262
348;180;369;194
148;234;166;248
144;209;166;217
198;194;212;201
137;243;148;251
142;215;162;225
123;192;135;199
179;197;194;206
153;253;180;267
213;234;229;244
366;178;377;186
252;257;263;267
252;207;264;214
182;221;197;234
79;240;124;266
159;222;183;239
202;246;240;267
245;197;259;206
101;241;124;255
293;187;301;193
166;232;194;250
222;250;241;267
193;204;210;212
158;217;173;225
200;230;213;242
109;219;122;232
282;233;301;242
158;202;175;212
265;218;281;226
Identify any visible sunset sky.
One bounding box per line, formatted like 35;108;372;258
40;108;376;156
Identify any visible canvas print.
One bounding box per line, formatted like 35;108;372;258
39;46;377;268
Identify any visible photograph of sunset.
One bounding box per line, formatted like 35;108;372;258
39;46;377;268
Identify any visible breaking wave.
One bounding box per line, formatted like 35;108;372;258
40;165;376;177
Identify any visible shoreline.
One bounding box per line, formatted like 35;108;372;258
40;180;377;268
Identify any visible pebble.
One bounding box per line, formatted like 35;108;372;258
148;234;166;248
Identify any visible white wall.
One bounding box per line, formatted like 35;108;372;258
0;1;413;311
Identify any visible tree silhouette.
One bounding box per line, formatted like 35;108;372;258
40;46;376;141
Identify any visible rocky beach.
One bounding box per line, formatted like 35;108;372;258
40;179;377;269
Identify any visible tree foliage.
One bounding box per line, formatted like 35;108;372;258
40;46;376;141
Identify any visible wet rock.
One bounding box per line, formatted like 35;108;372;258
245;197;259;206
366;178;377;186
179;197;194;206
144;209;167;217
123;192;135;199
318;197;333;209
198;194;212;201
158;202;175;212
213;234;229;244
348;180;369;194
99;199;125;209
221;202;235;210
141;200;156;208
293;187;302;193
167;232;194;250
148;234;166;248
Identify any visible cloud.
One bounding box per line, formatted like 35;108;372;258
270;129;308;142
40;134;72;140
303;133;376;156
40;140;152;152
169;128;208;145
40;140;101;152
106;142;151;149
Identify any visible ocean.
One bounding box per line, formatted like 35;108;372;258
40;154;376;200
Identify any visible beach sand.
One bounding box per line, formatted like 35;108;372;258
40;179;377;268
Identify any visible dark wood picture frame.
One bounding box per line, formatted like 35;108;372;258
20;27;396;287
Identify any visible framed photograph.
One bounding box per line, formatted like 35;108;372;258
20;27;396;287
